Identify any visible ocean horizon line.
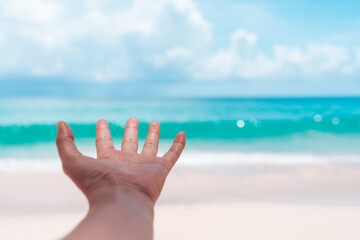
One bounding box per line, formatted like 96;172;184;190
2;95;360;102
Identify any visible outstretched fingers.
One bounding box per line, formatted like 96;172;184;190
142;122;160;156
56;121;83;165
163;132;186;170
96;119;115;158
121;117;139;152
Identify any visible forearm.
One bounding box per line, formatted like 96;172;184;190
63;189;154;240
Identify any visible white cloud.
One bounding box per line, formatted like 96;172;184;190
0;0;359;82
355;48;360;67
269;44;349;76
91;56;134;82
32;62;64;76
152;46;193;68
341;47;360;74
0;0;211;81
190;29;355;80
231;29;257;46
3;0;63;22
170;0;211;38
188;29;259;79
0;32;6;44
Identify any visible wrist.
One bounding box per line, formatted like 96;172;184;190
87;184;155;217
64;186;154;240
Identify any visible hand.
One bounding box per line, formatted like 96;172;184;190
56;118;186;208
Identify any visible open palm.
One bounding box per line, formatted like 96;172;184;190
56;118;186;206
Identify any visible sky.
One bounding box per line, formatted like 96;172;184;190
0;0;360;98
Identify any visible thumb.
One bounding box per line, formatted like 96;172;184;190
56;121;82;165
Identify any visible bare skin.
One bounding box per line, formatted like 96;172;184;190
56;118;186;240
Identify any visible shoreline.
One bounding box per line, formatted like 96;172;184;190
1;151;360;172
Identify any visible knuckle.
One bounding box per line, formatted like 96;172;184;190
144;140;157;147
122;142;138;149
97;150;113;159
56;135;73;144
55;137;62;145
149;122;160;130
62;164;71;176
149;130;160;136
124;136;138;144
168;148;180;156
95;136;113;144
55;135;65;143
126;120;139;129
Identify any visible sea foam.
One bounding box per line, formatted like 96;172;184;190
1;152;360;173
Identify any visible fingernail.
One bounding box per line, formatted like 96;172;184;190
57;121;64;133
178;132;186;142
150;121;160;128
128;117;138;123
98;119;107;124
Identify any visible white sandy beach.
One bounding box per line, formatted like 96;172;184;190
1;164;360;240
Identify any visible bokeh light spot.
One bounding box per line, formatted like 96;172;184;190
314;114;322;122
237;120;245;128
332;117;340;125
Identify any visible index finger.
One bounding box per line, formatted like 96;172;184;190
163;132;186;170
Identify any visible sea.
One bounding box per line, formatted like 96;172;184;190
1;97;360;171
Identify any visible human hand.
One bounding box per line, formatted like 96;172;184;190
56;118;186;208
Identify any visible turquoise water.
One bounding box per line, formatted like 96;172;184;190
1;97;360;170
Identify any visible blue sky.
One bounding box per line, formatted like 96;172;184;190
0;0;360;98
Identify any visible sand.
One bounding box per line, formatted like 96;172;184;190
1;164;360;239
